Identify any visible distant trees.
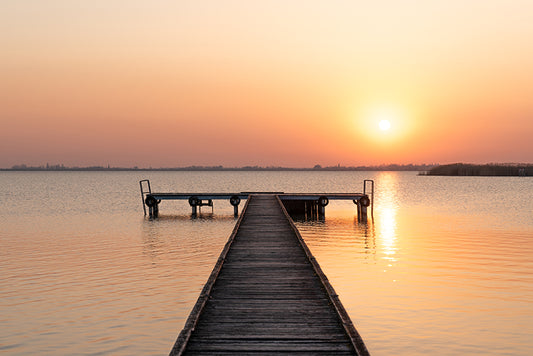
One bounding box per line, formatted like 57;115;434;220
9;163;95;171
3;162;467;172
426;163;532;176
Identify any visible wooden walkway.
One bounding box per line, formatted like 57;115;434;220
170;195;369;355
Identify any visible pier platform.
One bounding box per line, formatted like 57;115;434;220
139;180;374;220
169;194;369;355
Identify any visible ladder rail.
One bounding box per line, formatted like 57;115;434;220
139;179;152;216
363;179;374;217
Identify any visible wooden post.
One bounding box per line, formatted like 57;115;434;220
360;204;367;221
189;196;199;217
317;196;328;220
230;195;241;217
305;200;317;220
153;202;159;218
356;201;368;222
318;204;325;219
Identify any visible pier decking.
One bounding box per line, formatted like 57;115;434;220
170;195;369;355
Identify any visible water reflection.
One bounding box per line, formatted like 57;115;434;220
140;214;237;263
144;213;237;222
141;220;167;262
353;216;376;256
379;207;397;261
285;172;401;264
375;172;400;262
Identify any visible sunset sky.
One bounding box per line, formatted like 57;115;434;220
1;0;532;168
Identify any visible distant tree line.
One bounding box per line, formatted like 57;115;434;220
7;163;120;171
3;163;437;171
6;163;531;175
424;163;532;176
312;164;436;171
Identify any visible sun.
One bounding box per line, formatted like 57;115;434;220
356;105;412;143
379;119;391;131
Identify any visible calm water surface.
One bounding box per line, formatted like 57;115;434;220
0;171;532;355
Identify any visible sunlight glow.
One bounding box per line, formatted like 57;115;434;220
352;103;418;150
379;119;391;131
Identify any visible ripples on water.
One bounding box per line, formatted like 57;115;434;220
0;171;532;355
295;173;533;355
1;213;237;355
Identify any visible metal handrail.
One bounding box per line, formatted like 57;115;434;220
139;179;151;215
363;179;374;217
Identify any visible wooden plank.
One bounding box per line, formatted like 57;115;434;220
169;195;369;356
185;340;355;352
183;352;355;356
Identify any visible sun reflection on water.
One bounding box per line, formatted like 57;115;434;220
375;172;400;262
379;207;397;261
286;171;533;356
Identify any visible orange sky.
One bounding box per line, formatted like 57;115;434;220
1;0;532;168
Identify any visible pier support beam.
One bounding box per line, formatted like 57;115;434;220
355;196;370;222
280;198;328;220
154;202;159;218
189;196;199;217
317;196;328;220
359;203;367;221
317;205;325;219
148;204;159;218
306;201;316;219
145;196;160;218
230;195;241;217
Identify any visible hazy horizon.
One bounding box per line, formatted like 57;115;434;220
1;1;532;167
5;162;533;171
2;162;436;170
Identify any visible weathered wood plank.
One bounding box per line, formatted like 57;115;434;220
170;195;369;356
185;340;355;352
184;351;356;356
189;334;349;340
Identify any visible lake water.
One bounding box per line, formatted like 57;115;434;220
0;171;532;355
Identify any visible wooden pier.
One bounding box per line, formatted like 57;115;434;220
169;194;369;355
139;179;374;220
